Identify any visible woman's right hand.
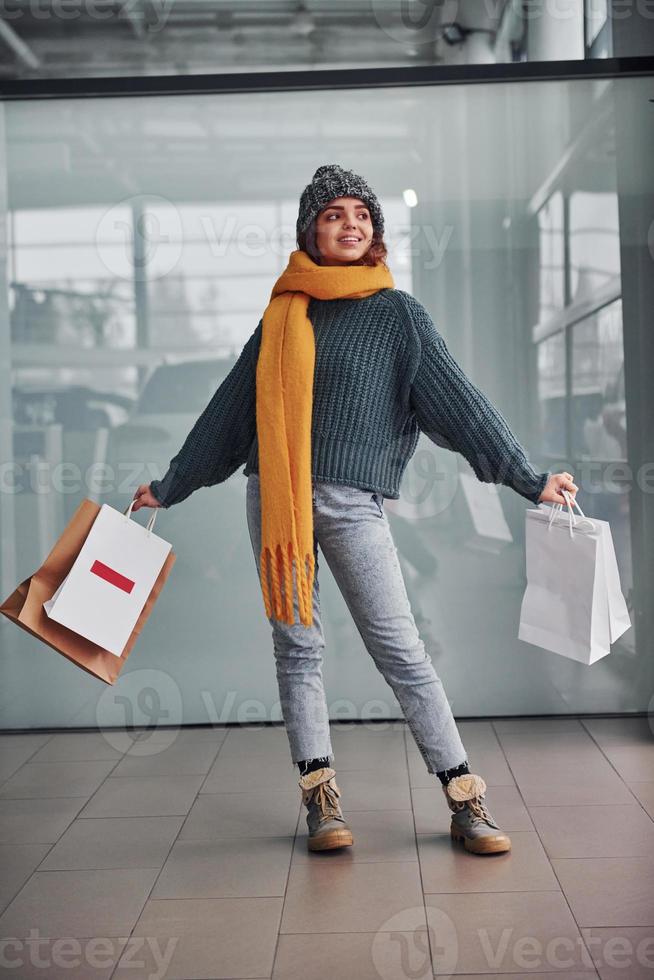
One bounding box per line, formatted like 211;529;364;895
131;483;162;511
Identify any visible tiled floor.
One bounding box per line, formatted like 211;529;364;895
0;717;653;979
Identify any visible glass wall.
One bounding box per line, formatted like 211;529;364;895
0;73;651;729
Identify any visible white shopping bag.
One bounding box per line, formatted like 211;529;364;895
43;499;172;657
518;491;631;665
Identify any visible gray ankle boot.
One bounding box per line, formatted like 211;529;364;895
442;772;511;854
298;766;354;851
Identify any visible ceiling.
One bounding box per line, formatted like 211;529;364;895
0;0;514;79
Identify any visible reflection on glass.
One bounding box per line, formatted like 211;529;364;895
571;298;632;650
537;191;565;323
571;299;625;463
585;0;610;46
569;191;620;301
537;332;566;458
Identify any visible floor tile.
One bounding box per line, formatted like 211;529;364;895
0;868;158;939
0;936;128;978
497;732;634;805
0;734;54;784
529;804;654;858
111;897;282;980
0;843;51;913
628;783;654;820
580;717;653;746
419;831;560;893
111;738;221;777
581;925;654;979
151;836;294;898
280;860;425;933
29;732;126;762
518;776;635;807
272;929;432;980
0;797;86;844
493;717;585;734
78;774;204;817
216;726;291;758
180;789;300;840
423;891;592;974
132;726;229;745
0;760;117;799
38;816;185;870
201;753;297;794
552;857;654;926
450;974;596;979
593;744;654;784
125;730;227;768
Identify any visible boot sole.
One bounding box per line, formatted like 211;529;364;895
451;825;511;854
307;829;354;851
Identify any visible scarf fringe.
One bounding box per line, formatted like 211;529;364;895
259;543;315;627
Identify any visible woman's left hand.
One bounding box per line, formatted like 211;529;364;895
538;471;579;506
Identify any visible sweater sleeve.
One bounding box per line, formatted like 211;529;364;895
403;294;551;505
149;319;262;507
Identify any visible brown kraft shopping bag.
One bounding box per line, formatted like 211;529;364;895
0;498;176;685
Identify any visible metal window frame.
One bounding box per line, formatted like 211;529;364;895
0;55;653;102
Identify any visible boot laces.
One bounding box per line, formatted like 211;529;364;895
309;780;341;820
454;794;493;825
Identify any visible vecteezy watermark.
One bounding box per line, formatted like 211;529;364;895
371;0;654;46
90;192;457;283
0;460;171;498
0;931;178;979
372;906;458;980
1;456;648;508
0;0;178;32
371;908;654;978
96;667;184;753
92;667;418;756
95;194;184;283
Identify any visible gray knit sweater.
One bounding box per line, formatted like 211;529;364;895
149;288;550;508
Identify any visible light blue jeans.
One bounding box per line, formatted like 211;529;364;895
245;472;468;774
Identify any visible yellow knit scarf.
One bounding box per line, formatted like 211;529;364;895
255;248;394;627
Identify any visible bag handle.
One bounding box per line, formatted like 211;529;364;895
546;489;595;539
123;497;158;536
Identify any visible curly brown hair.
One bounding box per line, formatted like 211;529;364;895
297;215;389;268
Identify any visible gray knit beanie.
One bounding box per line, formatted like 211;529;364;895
296;164;385;243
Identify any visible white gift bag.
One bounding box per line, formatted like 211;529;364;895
43;499;172;657
518;491;631;665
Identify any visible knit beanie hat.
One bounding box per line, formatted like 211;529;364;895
296;164;385;243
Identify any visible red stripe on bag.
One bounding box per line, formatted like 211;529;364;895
90;560;135;594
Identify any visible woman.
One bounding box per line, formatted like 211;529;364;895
133;163;578;856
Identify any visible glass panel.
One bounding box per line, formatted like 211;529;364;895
0;74;648;730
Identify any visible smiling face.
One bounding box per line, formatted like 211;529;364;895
313;196;374;266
